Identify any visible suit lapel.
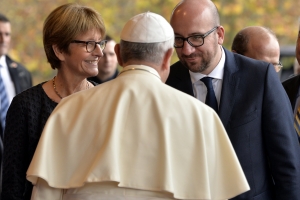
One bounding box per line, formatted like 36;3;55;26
218;49;240;127
177;74;194;97
171;62;194;97
285;76;300;110
6;56;21;94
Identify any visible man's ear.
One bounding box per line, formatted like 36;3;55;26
52;45;65;61
114;44;123;67
160;48;174;83
162;48;174;71
232;49;236;53
217;26;225;45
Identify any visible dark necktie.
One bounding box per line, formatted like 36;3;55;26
0;65;9;129
294;106;300;138
201;77;218;113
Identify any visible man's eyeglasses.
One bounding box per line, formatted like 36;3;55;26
70;40;107;53
174;26;219;48
273;61;283;72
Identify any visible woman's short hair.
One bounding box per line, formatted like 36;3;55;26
43;3;106;69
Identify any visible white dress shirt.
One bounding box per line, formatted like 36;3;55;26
0;55;16;103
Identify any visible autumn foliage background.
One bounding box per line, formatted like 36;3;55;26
1;0;300;85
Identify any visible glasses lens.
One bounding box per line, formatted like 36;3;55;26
273;62;283;72
99;40;106;50
174;37;183;48
188;35;204;47
86;41;96;52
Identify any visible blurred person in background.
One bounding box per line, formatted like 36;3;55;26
283;27;300;119
1;3;106;200
0;13;32;134
0;13;32;132
88;35;119;84
231;26;283;73
0;12;32;195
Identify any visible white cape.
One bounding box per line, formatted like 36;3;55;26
27;65;249;199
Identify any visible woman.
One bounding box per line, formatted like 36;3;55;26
1;3;106;200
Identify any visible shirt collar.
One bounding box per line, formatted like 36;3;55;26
0;55;6;68
189;46;225;84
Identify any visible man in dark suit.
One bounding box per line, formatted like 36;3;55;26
0;13;32;133
282;28;300;112
282;27;300;144
0;13;32;193
166;0;300;199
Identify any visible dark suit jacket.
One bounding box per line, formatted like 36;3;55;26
0;55;32;195
282;74;300;110
166;48;300;200
5;55;32;95
88;69;119;84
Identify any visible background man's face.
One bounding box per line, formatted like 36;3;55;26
98;40;118;75
0;22;11;57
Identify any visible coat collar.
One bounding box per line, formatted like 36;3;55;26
218;48;240;127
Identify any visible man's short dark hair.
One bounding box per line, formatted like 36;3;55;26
105;35;114;42
0;13;10;23
231;33;248;55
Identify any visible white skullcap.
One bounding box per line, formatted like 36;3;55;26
120;11;174;43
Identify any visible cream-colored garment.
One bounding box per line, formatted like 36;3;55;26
31;179;182;200
27;65;249;200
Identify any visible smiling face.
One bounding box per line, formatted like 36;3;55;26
170;0;224;75
0;21;11;57
58;29;104;78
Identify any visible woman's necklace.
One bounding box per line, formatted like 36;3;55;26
53;76;63;99
52;76;90;99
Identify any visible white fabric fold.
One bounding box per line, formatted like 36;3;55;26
27;65;249;199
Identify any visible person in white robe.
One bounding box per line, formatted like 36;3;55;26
26;11;250;200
